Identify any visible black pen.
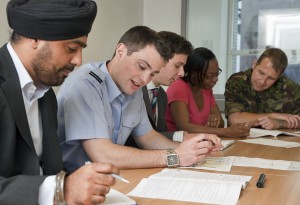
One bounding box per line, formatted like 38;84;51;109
256;173;266;188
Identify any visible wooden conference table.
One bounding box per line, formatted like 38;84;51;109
112;132;300;205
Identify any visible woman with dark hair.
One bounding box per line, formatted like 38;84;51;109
166;47;250;138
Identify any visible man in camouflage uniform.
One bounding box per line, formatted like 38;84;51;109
225;48;300;130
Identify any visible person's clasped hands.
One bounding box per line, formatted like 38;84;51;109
258;114;300;130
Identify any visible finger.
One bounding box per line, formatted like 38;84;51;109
257;116;266;122
210;135;221;146
90;194;106;205
202;134;220;145
93;162;119;175
207;120;213;127
285;119;293;129
295;119;300;128
216;119;220;128
295;115;300;121
291;116;299;128
193;134;207;142
195;148;209;158
95;174;115;186
199;141;214;151
98;185;110;195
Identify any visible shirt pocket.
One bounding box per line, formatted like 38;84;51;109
120;116;140;144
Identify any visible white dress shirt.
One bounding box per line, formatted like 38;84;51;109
146;81;184;142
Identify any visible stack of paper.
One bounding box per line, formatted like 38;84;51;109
128;169;252;205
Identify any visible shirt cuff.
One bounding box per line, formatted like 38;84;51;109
172;131;184;142
39;176;55;205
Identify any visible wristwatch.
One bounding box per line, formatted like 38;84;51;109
276;119;284;128
166;148;179;168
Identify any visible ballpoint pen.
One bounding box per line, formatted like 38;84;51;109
111;173;130;183
85;161;130;183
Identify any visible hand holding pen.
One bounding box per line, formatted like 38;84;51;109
85;161;130;183
64;161;120;204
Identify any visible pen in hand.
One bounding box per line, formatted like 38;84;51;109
111;173;130;183
85;161;130;183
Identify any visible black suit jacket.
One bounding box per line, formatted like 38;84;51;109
0;44;63;204
142;86;174;139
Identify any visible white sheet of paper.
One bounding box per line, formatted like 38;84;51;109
128;177;242;205
240;138;300;148
233;156;300;171
221;139;235;150
182;156;234;172
127;169;252;204
149;168;251;189
101;188;136;205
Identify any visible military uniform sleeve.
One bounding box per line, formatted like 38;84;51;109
292;83;300;115
224;74;247;119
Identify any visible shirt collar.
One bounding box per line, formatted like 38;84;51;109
7;43;49;101
147;81;158;90
100;62;126;103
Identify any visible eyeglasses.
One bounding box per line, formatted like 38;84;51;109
204;68;222;80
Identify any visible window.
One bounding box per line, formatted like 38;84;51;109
229;0;300;84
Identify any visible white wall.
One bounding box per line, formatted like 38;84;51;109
0;0;182;93
0;0;181;63
0;1;11;46
143;0;182;34
1;0;228;95
186;0;229;95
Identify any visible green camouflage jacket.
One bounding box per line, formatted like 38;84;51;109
224;68;300;118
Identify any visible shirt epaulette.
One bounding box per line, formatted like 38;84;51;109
89;71;102;84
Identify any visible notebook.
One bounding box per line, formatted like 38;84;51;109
248;128;300;138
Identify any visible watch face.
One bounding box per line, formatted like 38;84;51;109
167;154;179;167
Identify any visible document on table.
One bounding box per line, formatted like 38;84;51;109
295;131;300;134
183;156;234;172
127;169;252;205
248;128;300;138
101;188;136;205
240;138;300;148
221;139;235;150
233;156;300;171
149;168;252;189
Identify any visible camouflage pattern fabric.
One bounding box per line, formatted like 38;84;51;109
224;68;300;119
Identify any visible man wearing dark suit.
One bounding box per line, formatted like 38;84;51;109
142;86;173;138
126;31;195;147
0;1;118;204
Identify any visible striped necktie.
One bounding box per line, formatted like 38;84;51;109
151;88;159;121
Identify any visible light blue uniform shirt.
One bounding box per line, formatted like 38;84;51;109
57;61;152;172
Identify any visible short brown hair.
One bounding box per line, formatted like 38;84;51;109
116;26;172;62
256;48;288;74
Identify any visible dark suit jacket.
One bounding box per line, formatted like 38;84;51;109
125;86;174;148
142;86;174;139
0;44;63;204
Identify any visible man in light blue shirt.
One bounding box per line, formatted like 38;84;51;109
58;26;222;172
